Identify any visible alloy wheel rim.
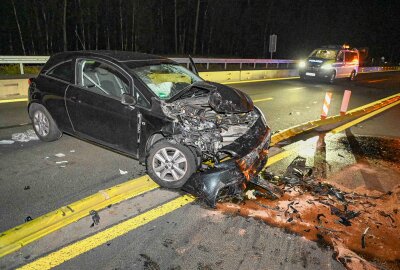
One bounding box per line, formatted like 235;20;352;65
152;147;188;182
33;111;50;137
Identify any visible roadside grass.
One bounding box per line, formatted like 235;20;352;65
0;65;41;75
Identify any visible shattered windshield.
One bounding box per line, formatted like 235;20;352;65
130;64;203;100
309;49;338;60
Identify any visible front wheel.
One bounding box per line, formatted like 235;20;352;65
328;71;336;84
146;140;197;188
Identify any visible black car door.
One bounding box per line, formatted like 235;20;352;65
65;58;138;155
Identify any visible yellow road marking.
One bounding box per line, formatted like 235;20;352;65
0;175;159;258
18;195;195;270
265;150;294;167
331;100;400;134
253;97;273;103
0;98;28;104
367;79;388;83
223;77;299;85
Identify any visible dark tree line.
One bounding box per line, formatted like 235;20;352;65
1;0;399;62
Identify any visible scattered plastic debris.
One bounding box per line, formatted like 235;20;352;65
119;169;128;175
361;227;369;249
55;161;68;164
25;216;33;222
70;150;75;153
0;140;15;145
11;130;39;142
54;153;66;158
24;186;30;190
90;210;100;227
218;155;400;270
245;190;256;200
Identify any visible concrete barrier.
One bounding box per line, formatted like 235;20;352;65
1;66;399;99
0;79;29;99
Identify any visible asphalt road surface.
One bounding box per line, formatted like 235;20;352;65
0;71;399;269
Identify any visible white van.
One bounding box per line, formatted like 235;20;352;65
299;45;359;83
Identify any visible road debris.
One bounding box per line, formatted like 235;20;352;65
55;161;68;164
54;153;66;158
11;130;39;142
361;227;369;249
24;216;33;222
245;190;256;200
217;155;400;270
89;210;100;227
24;186;30;190
70;150;75;153
0;140;15;145
119;169;128;175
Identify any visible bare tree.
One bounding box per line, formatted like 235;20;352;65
119;0;124;50
192;0;200;55
174;0;178;54
11;0;26;55
63;0;68;51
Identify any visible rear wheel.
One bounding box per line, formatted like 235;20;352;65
30;104;62;142
147;140;197;188
349;70;356;81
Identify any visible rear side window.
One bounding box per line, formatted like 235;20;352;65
47;61;74;83
345;52;358;62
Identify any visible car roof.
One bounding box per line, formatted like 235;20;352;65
42;50;175;72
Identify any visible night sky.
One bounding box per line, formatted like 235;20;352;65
0;0;399;63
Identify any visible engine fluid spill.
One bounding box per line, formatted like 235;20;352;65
217;136;400;270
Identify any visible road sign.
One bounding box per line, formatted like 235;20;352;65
269;34;277;59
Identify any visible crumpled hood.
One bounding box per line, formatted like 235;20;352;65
169;81;254;113
208;82;254;113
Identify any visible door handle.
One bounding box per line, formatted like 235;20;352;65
70;96;78;102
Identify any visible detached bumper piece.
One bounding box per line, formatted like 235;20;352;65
183;126;271;207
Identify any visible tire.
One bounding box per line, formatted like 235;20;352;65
328;71;336;84
146;140;197;188
349;70;356;81
30;104;62;142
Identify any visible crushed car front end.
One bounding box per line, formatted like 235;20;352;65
160;83;271;207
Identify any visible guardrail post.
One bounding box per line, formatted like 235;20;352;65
19;63;24;75
206;62;209;70
266;63;268;69
240;63;242;70
186;63;190;69
253;62;256;69
224;62;227;70
287;63;289;68
276;63;279;69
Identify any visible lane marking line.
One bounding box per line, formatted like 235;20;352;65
0;98;28;104
331;100;400;134
17;195;195;270
253;97;273;103
0;176;159;258
223;76;299;85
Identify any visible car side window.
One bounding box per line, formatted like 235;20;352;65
78;59;129;99
337;51;344;62
47;61;74;83
135;87;151;108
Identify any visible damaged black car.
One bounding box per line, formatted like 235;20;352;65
28;51;271;204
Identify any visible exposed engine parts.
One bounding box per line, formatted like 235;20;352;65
161;99;259;160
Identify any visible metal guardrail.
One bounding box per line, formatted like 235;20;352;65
0;55;296;74
1;55;399;74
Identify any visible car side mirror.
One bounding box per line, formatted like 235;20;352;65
121;93;137;106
